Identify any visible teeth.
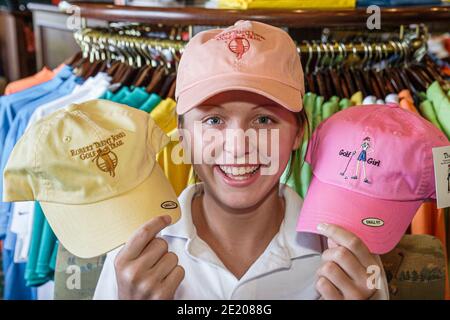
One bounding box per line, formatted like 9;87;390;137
219;165;260;176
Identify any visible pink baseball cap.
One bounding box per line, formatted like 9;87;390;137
175;20;304;114
297;104;450;254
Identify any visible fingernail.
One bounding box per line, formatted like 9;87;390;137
317;223;328;233
163;215;172;224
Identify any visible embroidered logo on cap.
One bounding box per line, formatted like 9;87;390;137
215;30;265;60
93;146;118;177
69;131;126;177
338;136;381;184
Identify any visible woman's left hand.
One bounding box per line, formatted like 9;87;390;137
315;223;383;300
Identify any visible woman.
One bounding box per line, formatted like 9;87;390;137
94;20;388;300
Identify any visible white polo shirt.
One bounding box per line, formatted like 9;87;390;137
94;184;389;300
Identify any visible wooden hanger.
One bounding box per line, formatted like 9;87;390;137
146;65;166;93
65;51;83;67
167;76;177;100
159;73;177;98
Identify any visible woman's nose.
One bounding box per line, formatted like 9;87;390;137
223;129;257;159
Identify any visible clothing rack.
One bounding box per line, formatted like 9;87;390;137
74;26;427;69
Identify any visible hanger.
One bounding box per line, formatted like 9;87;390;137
159;72;177;98
335;42;351;98
370;43;387;99
320;43;334;100
381;43;400;93
302;41;316;94
342;44;357;96
312;41;328;99
65;51;83;67
328;42;344;98
167;76;177;100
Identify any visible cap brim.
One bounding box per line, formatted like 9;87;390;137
296;176;422;254
40;164;181;258
176;73;302;114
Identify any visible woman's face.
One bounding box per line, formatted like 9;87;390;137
180;90;303;211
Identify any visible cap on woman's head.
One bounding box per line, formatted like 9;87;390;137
175;20;304;115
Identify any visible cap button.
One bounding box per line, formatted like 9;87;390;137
234;20;251;28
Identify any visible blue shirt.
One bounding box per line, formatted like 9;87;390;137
0;66;73;163
0;70;79;238
1;68;80;299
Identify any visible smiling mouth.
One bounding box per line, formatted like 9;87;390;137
217;165;261;180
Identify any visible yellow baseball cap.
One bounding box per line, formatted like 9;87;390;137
3;99;181;258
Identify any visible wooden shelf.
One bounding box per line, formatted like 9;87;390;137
27;2;450;27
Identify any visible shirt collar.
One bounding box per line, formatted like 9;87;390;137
160;183;323;262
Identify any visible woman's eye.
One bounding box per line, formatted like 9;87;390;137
204;117;223;125
254;116;273;125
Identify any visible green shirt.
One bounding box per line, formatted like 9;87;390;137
427;81;450;139
25;202;57;287
140;93;162;113
419;100;444;132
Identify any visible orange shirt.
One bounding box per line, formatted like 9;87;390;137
398;89;419;114
5;67;56;95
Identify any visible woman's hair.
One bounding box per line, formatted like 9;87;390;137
177;107;310;189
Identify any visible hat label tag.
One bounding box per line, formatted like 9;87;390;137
362;217;384;227
432;146;450;209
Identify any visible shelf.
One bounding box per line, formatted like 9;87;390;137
26;2;450;27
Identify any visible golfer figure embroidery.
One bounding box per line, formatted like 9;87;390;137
447;164;450;193
228;37;250;60
93;146;118;177
351;137;372;184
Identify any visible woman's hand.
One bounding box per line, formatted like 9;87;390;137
114;215;185;300
315;223;383;300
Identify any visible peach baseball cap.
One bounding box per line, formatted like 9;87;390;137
175;20;304;114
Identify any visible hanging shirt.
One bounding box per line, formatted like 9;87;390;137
385;93;399;105
0;66;77;238
150;98;177;133
150;98;196;195
25;203;57;287
321;96;339;120
281;93;314;198
26;73;110;131
350;91;363;106
312;95;324;131
427;81;450;139
1;69;80;300
362;95;377;105
398;89;419;114
110;86;131;103
94;183;389;300
156;129;195;196
120;87;150;109
339;98;353;110
419;100;444;132
140;93;162;113
0;66;73;164
4;67;55;96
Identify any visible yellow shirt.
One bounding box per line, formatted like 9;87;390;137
350;91;363;106
151;98;195;195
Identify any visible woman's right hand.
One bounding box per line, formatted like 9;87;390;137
114;215;185;300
